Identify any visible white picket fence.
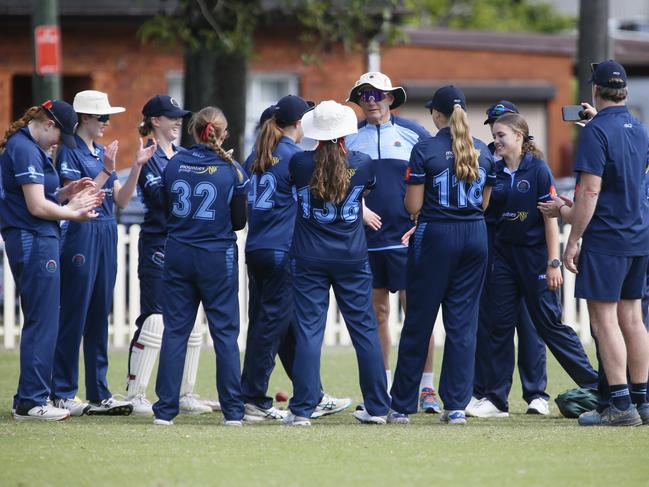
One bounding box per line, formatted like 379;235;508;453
0;224;591;350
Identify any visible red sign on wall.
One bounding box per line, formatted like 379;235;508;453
35;25;61;75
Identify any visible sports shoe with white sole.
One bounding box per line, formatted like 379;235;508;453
87;397;133;416
153;418;173;426
179;393;212;415
283;413;311;426
419;387;442;414
466;396;482;411
466;398;509;418
600;404;642;427
224;419;243;427
14;403;70;422
127;394;154;417
387;410;410;424
526;398;550;416
243;403;288;422
311;393;352;418
203;399;221;412
440;410;467;425
352;409;387;424
53;397;90;417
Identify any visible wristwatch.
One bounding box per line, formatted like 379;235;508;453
547;259;561;268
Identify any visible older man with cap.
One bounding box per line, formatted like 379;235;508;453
541;59;649;426
345;72;441;413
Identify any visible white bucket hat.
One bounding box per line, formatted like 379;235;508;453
301;100;358;141
347;72;406;109
73;90;125;115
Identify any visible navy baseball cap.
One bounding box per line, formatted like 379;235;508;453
258;105;277;128
275;95;315;127
484;100;519;125
41;99;78;149
425;85;466;117
589;60;627;88
142;95;191;118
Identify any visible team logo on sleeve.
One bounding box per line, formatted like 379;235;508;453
516;180;530;193
45;260;57;273
72;254;85;267
393;140;402;147
549;185;557;197
346;168;357;180
28;165;37;179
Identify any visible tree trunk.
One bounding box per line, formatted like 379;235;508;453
183;47;247;162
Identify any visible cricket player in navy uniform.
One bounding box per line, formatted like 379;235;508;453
346;72;441;413
152;106;247;426
242;95;351;422
282;100;390;426
124;95;217;416
388;86;494;425
468;101;549;417
541;60;649;426
475;113;597;417
51;91;156;416
0;100;103;421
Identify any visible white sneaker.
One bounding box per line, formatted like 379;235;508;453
202;399;221;411
526;398;550;416
243;403;288;422
53;397;90;417
311;393;352;419
283;413;311;426
224;419;243;427
352;409;387;424
13;404;70;422
179;393;212;415
87;397;133;416
127;394;153;417
466;396;482;411
153;418;173;426
466;398;509;418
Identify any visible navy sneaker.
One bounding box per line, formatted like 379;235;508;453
387;410;410;424
600;404;642;427
637;403;649;425
440;409;466;425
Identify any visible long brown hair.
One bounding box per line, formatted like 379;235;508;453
495;113;544;160
188;106;243;182
252;116;283;175
449;104;480;183
0;106;51;151
310;140;350;204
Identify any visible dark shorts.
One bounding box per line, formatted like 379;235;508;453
575;250;649;301
368;248;408;292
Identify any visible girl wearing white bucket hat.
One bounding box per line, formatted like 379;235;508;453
284;100;391;425
51;90;157;416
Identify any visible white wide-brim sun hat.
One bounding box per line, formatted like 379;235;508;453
73;90;125;115
301;100;358;141
346;72;406;110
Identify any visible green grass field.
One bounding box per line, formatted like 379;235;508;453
0;347;647;487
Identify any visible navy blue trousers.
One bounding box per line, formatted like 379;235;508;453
474;224;548;403
153;242;244;421
391;220;488;412
486;243;599;411
52;220;117;402
289;258;389;418
5;230;60;410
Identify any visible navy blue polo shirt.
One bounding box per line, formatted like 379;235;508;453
289;150;376;262
0;128;61;237
162;144;249;251
57;134;117;221
574;105;649;256
490;153;556;247
346;115;431;251
244;136;302;253
406;127;495;222
137;140;185;236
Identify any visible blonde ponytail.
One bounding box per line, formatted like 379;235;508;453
252;117;283;175
449;104;479;184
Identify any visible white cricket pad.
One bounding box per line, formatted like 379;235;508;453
127;314;164;398
180;322;203;397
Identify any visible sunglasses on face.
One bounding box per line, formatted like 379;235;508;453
358;89;386;103
92;114;110;123
488;105;515;118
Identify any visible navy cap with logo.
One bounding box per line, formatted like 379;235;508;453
274;95;315;127
41;99;78;149
142;95;191;118
425;85;467;117
589;59;627;88
484;100;519;125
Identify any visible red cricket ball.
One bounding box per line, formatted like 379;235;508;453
275;391;289;402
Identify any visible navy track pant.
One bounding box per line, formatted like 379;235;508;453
391;219;488;412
